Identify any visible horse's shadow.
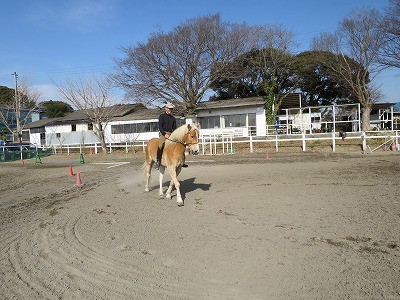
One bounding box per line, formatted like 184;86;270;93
179;177;211;199
151;177;211;199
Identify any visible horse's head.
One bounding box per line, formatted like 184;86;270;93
184;123;200;155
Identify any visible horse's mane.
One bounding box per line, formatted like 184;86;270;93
167;124;198;144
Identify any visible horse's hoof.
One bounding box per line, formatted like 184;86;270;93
145;188;149;192
166;194;171;199
177;202;184;207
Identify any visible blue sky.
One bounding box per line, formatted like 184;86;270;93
0;0;397;103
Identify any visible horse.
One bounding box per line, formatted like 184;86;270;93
144;123;200;206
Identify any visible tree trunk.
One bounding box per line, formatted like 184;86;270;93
361;105;371;131
94;122;107;153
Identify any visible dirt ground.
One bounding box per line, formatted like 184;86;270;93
0;150;399;299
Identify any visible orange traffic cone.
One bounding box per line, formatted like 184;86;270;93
75;173;84;187
21;159;25;166
266;152;270;160
90;148;94;155
68;165;74;176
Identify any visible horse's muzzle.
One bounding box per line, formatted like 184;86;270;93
191;149;199;155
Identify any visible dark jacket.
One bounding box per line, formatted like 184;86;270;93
158;113;176;136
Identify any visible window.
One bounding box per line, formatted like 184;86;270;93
138;122;158;133
176;118;186;127
71;124;76;131
111;125;124;134
88;123;93;130
311;116;321;123
222;114;246;127
56;133;61;138
248;113;256;126
111;122;159;134
199;116;220;129
31;128;40;134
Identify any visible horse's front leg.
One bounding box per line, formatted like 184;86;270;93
167;166;183;206
158;166;166;197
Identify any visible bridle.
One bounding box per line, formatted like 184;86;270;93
167;137;199;147
166;131;199;147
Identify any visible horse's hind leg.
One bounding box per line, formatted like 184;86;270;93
144;148;153;192
165;180;174;199
158;166;166;197
144;161;151;192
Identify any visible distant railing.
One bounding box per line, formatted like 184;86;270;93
199;130;400;155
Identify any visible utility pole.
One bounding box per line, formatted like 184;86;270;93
12;71;21;143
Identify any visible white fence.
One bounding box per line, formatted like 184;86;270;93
51;131;400;155
200;131;400;155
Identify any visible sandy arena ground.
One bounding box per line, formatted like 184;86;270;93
0;150;399;299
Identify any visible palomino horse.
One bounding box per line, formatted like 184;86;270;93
144;123;200;206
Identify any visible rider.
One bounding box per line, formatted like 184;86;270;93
156;102;188;169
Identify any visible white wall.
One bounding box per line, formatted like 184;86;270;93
256;107;266;136
77;124;88;131
29;132;41;146
46;124;72;133
104;119;159;143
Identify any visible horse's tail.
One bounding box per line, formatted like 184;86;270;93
141;144;149;170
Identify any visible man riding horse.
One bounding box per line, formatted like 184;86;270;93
156;102;188;169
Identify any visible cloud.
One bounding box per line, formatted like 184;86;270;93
25;0;116;32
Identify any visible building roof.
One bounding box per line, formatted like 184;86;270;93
61;103;140;122
196;97;264;110
371;102;396;110
195;93;305;111
24;117;61;129
111;106;162;121
25;103;144;128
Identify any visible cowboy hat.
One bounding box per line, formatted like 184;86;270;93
165;102;175;109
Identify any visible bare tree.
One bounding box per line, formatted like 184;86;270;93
114;14;252;113
54;75;115;153
0;76;41;143
312;8;386;131
379;0;400;68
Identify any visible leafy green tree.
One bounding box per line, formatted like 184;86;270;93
293;51;359;106
210;50;266;100
211;25;298;126
210;47;297;125
0;86;15;106
39;100;73;118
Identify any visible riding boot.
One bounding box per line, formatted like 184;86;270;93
156;147;162;169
